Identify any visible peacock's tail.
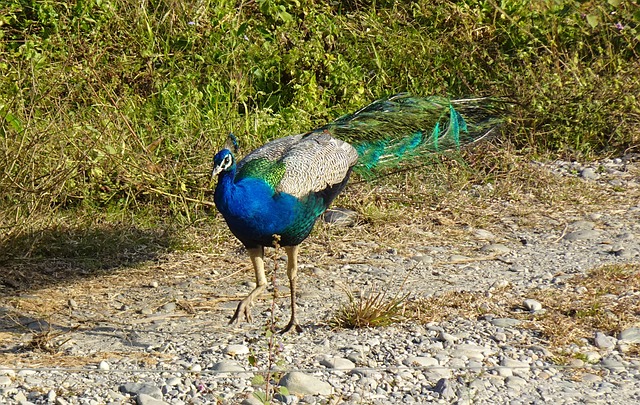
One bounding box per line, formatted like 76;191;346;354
317;93;510;174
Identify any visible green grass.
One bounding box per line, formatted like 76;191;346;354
1;0;639;255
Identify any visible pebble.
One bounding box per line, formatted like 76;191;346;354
618;327;640;343
224;344;250;356
480;244;511;254
564;229;600;241
434;378;456;400
490;318;522;328
323;208;358;226
319;356;355;370
137;393;169;405
278;372;332;396
98;360;110;371
523;298;542;312
119;383;163;400
594;331;617;349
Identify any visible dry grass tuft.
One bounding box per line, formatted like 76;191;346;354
331;287;409;329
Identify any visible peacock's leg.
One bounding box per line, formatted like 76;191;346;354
281;245;303;333
230;246;267;324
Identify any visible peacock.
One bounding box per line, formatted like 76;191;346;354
211;93;508;333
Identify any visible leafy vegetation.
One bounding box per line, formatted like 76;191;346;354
1;0;639;250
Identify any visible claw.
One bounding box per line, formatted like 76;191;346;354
280;319;303;334
229;298;254;324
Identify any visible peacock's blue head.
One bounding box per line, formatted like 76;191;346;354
211;149;236;178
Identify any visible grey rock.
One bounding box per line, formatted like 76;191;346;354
619;327;640;343
411;254;434;264
0;376;11;387
473;229;496;241
594;331;617;349
451;344;487;361
119;383;163;400
319;356;355;370
241;396;264;405
323;208;358;226
580;167;599;180
490;318;522;328
523;299;542;312
224;344;250;356
137;393;169;405
434;378;456;400
564;229;600;241
505;376;527;389
600;357;624;372
278;372;332;396
402;356;439;368
480;244;511;254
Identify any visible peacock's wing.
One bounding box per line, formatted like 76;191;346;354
237;131;358;199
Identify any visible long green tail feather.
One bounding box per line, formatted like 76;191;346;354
317;93;510;174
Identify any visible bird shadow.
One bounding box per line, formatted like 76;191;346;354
0;223;175;298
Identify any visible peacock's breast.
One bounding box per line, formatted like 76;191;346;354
215;176;304;247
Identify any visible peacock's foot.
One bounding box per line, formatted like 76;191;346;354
280;318;303;334
229;298;254;325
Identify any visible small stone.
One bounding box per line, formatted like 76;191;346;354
496;367;513;377
278;372;332;396
473;229;496;241
480;244;511;254
564;229;600;241
0;375;11;387
583;351;601;363
490;318;522;328
434;378;456;400
402;356;439;368
451;344;486;361
569;358;584;368
210;361;251;378
119;383;163;400
98;360;110;371
189;364;202;372
411;254;434;264
13;392;28;403
618;327;640;343
224;344;250;356
438;331;456;344
323;208;358;227
523;299;542;312
68;299;78;309
320;357;355;370
137;393;169;405
505;376;527;389
150;281;159;288
162;302;176;312
241;396;264;405
594;331;617;349
600;357;624;372
580;167;599;180
500;358;530;377
582;373;602;383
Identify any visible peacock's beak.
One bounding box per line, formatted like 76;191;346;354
211;165;223;178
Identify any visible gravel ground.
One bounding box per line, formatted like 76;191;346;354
1;156;640;404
